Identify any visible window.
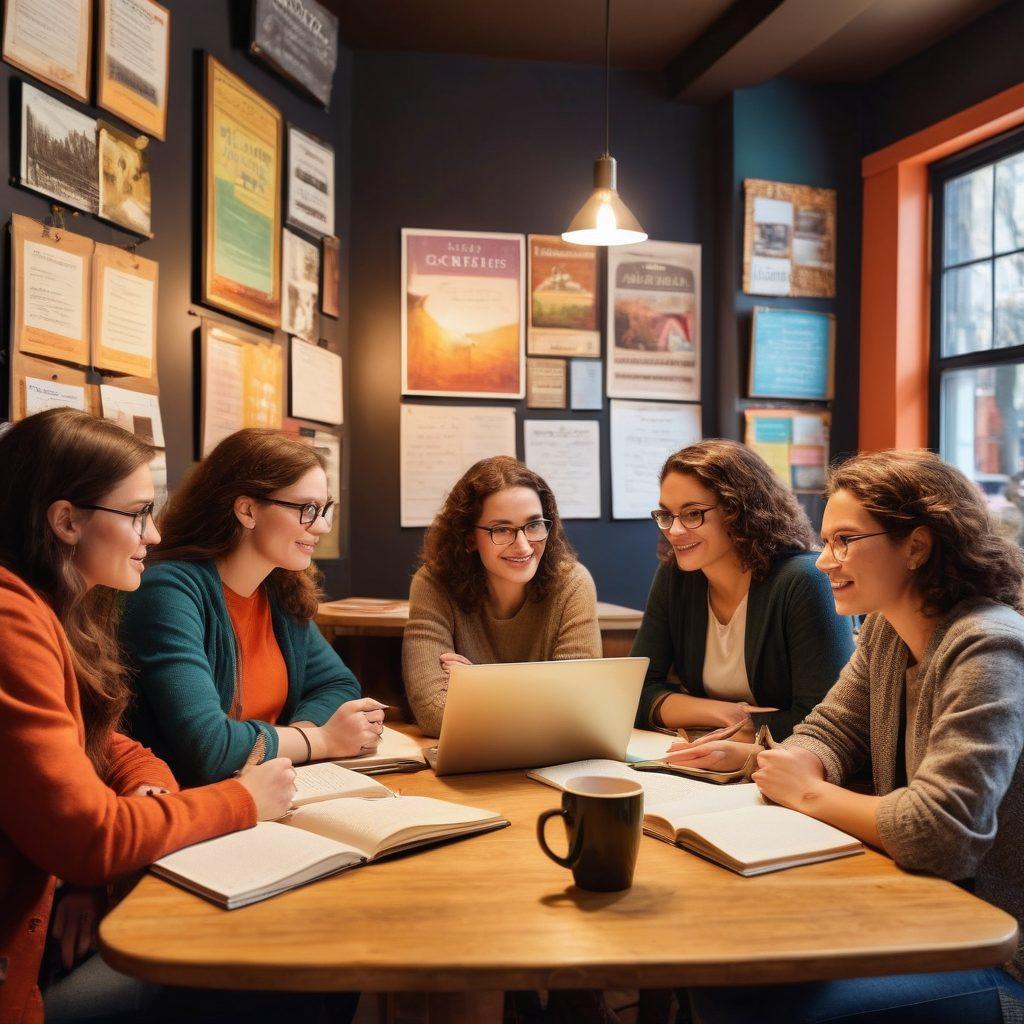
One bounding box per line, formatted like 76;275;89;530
931;130;1024;545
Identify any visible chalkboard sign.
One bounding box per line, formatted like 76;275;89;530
251;0;338;108
749;307;834;401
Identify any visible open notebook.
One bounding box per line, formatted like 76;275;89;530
153;765;507;908
529;759;862;876
332;726;428;774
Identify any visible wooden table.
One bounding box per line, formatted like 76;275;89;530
315;599;645;718
100;732;1018;995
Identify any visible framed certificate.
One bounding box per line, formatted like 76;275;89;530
202;55;283;329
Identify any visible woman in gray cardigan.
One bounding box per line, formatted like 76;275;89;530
633;439;854;739
675;450;1024;1023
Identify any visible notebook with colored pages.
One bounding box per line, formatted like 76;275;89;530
529;759;861;876
152;774;507;908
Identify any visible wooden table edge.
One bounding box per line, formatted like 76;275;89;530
99;915;1019;992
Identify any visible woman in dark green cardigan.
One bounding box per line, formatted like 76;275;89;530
121;429;384;786
633;439;854;740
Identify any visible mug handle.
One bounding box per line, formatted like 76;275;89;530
537;808;583;868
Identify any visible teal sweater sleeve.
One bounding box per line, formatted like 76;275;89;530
631;562;676;727
288;621;361;724
120;566;279;785
748;560;855;739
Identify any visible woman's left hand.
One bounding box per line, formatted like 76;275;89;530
51;887;106;970
750;747;826;810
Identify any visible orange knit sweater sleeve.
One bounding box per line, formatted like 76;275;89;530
0;574;256;887
104;732;180;795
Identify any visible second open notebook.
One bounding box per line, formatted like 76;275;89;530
529;760;862;876
153;764;508;908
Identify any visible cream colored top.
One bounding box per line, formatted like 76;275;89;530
701;592;754;702
402;562;603;737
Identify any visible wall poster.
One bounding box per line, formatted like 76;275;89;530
11;213;92;367
749;307;834;401
321;235;340;318
401;228;525;399
98;122;152;236
203;55;282;329
607;240;701;402
286;126;334;238
97;0;170;140
19;83;98;215
742;179;836;298
3;0;91;101
91;242;158;378
282;227;319;342
744;408;830;493
199;319;283;456
527;234;600;357
251;0;338;107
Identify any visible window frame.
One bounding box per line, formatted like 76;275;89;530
928;125;1024;450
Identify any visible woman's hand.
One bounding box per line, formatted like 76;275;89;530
751;748;827;810
313;697;388;759
665;739;760;773
51;887;105;970
237;757;297;820
439;652;473;677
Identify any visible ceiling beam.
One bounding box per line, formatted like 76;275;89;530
668;0;880;103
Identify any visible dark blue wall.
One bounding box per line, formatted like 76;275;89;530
347;52;715;609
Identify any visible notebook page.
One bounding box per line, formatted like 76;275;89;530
288;795;503;857
334;726;427;769
643;784;763;838
292;763;395;807
151;822;362;901
674;804;861;867
529;760;738;811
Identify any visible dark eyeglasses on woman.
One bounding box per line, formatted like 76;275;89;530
650;506;716;531
74;502;155;537
474;519;551;546
257;498;335;526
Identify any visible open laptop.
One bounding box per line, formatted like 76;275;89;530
427;656;649;776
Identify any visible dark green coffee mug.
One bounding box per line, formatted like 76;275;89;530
536;775;644;892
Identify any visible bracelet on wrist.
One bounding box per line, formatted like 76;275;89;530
292;726;313;764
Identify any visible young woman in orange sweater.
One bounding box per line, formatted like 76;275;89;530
0;410;296;1024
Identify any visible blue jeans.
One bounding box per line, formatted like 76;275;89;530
688;967;1024;1023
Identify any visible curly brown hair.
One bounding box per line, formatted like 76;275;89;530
150;429;326;620
658;439;817;579
419;456;576;612
0;409;155;777
828;449;1024;615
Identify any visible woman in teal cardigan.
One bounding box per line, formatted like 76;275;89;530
121;430;384;786
633;439;855;740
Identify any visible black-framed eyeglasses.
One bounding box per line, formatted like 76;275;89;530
474;519;551;547
258;498;335;527
650;506;717;531
824;531;889;562
75;502;155;538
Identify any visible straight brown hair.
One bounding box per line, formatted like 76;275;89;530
0;409;155;775
151;429;326;620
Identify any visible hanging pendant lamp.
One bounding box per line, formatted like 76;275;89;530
562;0;647;247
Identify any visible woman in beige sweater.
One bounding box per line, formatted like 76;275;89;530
673;450;1024;1023
403;455;601;738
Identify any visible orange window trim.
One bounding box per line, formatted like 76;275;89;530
860;81;1024;451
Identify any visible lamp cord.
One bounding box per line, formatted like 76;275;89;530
604;0;611;156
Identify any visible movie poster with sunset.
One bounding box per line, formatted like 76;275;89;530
402;229;525;398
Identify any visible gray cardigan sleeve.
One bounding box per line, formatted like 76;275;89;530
875;629;1024;879
402;570;456;738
